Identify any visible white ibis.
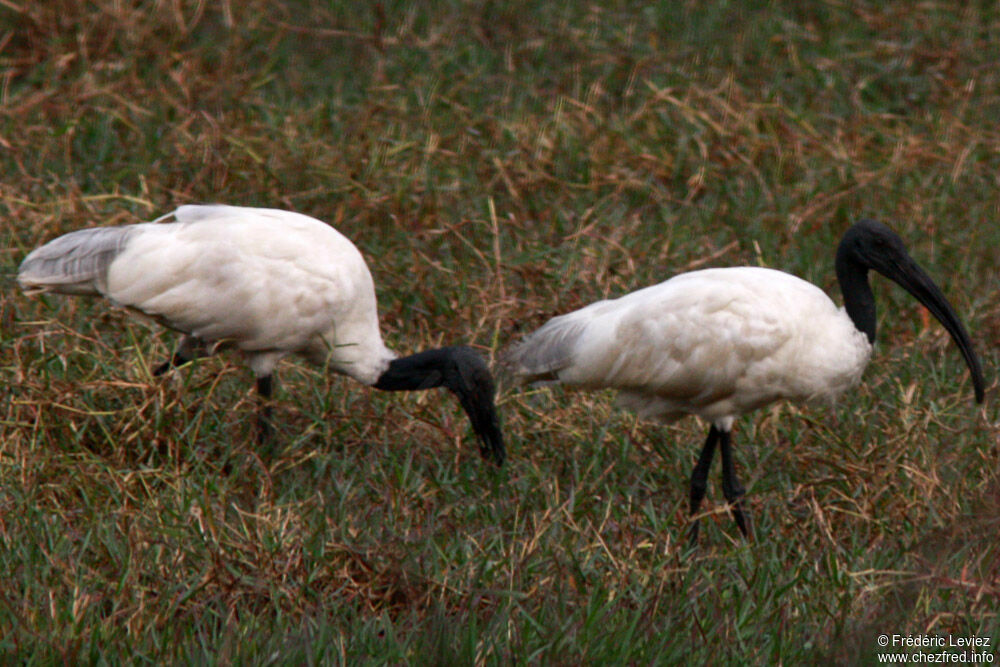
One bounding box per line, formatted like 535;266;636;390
18;204;505;465
503;219;984;541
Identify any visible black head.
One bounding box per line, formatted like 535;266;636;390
836;219;915;278
374;346;506;465
438;346;506;466
835;219;985;403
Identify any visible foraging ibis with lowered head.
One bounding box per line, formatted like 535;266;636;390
502;219;984;541
18;204;505;465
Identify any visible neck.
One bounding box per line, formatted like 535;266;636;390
834;243;877;344
373;347;454;392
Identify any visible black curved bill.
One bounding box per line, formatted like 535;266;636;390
444;346;506;466
460;390;506;466
877;252;985;403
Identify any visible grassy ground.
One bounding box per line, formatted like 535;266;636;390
2;1;998;663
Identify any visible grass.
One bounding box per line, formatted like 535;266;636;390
2;0;999;663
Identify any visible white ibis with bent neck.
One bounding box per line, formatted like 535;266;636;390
18;204;505;465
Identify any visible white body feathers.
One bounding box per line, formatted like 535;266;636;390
18;205;396;384
504;267;873;427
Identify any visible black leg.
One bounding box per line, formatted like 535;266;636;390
153;351;192;376
718;428;751;540
153;336;203;376
256;374;273;445
688;425;720;545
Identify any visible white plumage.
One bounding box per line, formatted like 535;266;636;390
18;204;505;464
511;267;871;427
23;205;390;381
504;220;984;541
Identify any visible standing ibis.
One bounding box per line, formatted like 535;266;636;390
502;219;984;541
18;204;505;465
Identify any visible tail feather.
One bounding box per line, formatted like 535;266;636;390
500;313;589;385
18;226;135;296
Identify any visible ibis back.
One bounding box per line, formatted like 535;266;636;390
504;267;872;425
18;205;396;384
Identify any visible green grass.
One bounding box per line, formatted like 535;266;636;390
2;0;999;663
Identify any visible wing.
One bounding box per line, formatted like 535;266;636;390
573;271;795;390
506;268;838;421
18;226;136;296
104;206;380;354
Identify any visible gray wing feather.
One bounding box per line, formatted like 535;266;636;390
500;313;590;385
18;226;136;296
